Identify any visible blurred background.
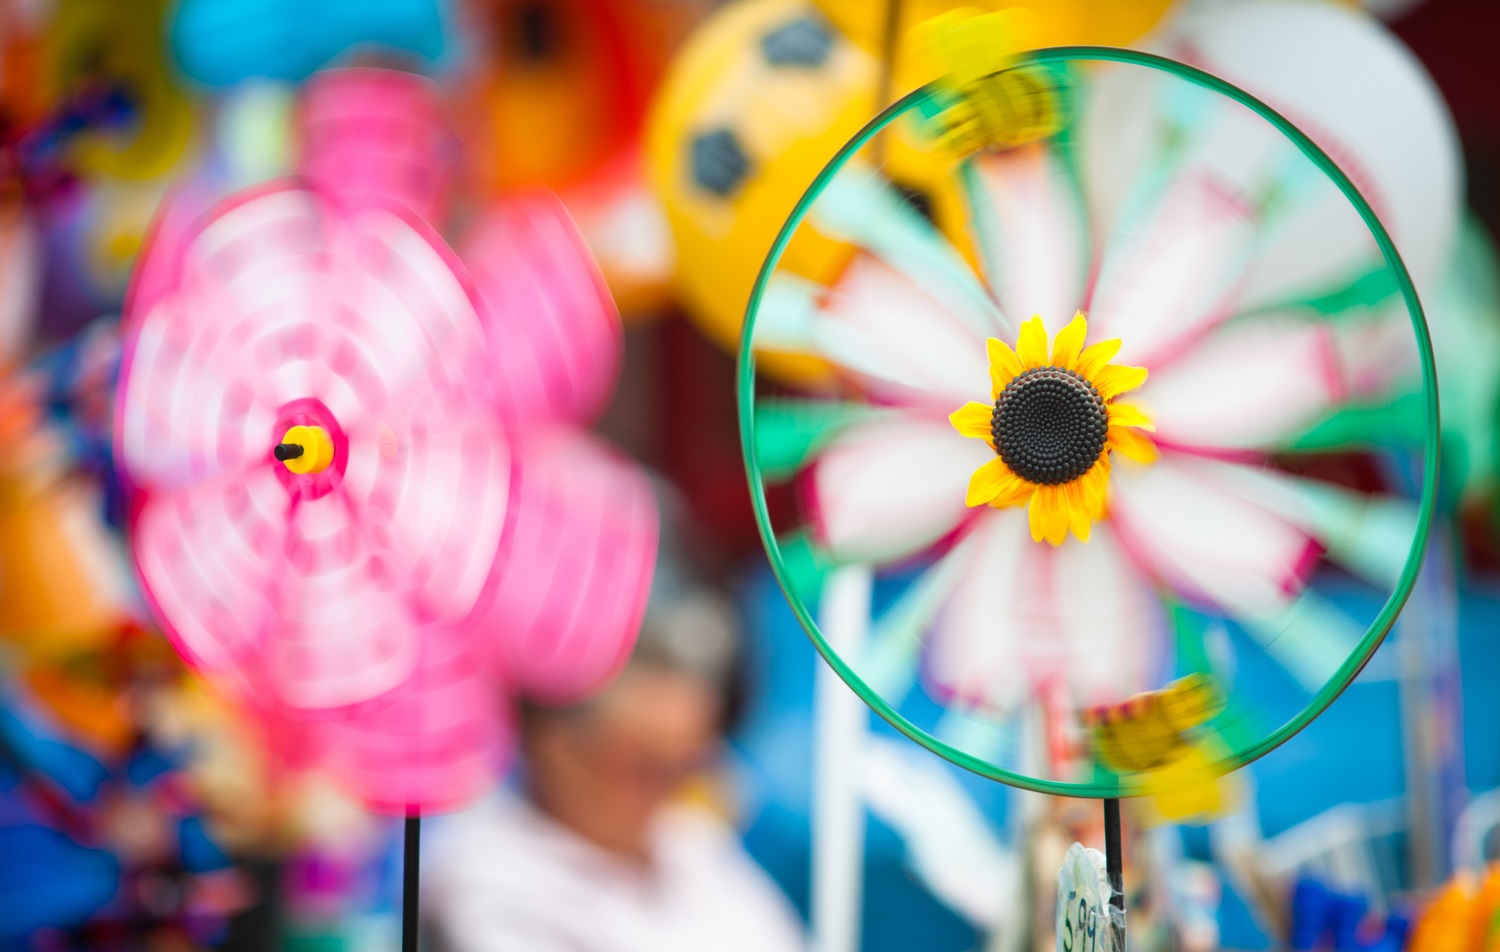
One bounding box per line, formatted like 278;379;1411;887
2;0;1500;949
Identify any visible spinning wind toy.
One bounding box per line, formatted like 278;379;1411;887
740;41;1439;947
115;67;658;949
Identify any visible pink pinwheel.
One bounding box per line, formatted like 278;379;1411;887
754;58;1440;737
118;68;657;815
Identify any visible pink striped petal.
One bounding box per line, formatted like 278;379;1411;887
313;623;510;815
461;194;622;427
1110;456;1319;616
266;490;421;710
485;427;657;705
121;185;510;711
118;292;282;492
1140;318;1345;452
808;415;991;564
132;466;289;681
1088;171;1256;367
813;254;991;410
120;186;497;489
969;146;1088;325
297;68;453;224
337;412;512;624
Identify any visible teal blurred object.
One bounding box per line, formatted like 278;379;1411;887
171;0;451;86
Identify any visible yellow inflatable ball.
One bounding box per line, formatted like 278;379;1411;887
648;0;1176;386
817;0;1177;80
647;0;960;384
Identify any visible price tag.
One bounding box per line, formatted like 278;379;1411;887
1056;843;1123;952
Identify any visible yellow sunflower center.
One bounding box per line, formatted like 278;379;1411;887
948;312;1157;546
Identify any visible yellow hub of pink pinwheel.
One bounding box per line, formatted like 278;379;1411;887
949;312;1156;546
276;425;334;475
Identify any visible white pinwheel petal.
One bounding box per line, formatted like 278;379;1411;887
1138;317;1344;451
923;509;1033;714
810;415;992;564
967;146;1088;326
813;255;991;408
1053;523;1165;708
1170;0;1460;306
812;167;1005;338
1110;456;1318;617
1202;460;1419;591
1088;171;1256;366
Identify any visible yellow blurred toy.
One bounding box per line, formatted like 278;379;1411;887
1082;674;1235;821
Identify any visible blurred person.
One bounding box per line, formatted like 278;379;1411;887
425;591;805;952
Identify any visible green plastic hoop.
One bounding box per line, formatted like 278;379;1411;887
737;46;1440;798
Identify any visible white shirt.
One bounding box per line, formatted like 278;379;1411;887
426;794;806;952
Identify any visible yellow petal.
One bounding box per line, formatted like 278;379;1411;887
966;456;1018;507
1109;426;1159;463
1061;479;1093;542
950;401;994;440
1051;311;1088;371
1080;459;1111;519
1016;315;1049;369
989;473;1034;509
1094;363;1149;400
987;338;1023;397
1028;485;1069;546
1076;338;1122;379
1107;402;1155;432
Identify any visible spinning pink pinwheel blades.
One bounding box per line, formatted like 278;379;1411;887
116;68;658;817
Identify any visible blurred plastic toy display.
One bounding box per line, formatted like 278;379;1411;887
3;0;1500;946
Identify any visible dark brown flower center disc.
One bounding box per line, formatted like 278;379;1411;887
991;367;1108;485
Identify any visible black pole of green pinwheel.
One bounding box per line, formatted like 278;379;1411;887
1104;798;1125;948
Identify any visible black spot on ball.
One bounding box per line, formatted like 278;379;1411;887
991;367;1109;485
761;16;834;67
689;128;751;197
